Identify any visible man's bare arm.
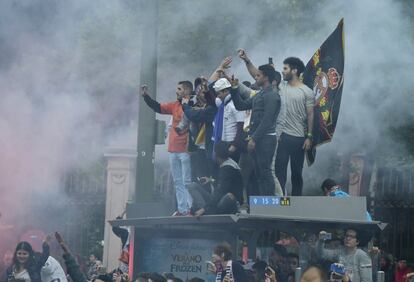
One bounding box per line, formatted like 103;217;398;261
238;49;259;79
208;56;232;82
306;106;314;137
303;106;314;151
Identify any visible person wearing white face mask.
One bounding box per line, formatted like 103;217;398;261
212;78;245;162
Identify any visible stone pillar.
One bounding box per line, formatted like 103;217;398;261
103;147;137;271
348;154;365;196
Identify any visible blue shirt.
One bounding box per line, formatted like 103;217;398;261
329;188;373;221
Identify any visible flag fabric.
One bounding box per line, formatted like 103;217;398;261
303;19;345;165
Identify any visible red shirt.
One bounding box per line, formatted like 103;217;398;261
160;101;188;152
395;267;412;282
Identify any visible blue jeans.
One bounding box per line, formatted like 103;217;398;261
169;152;192;213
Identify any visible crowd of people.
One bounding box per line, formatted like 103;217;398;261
0;49;408;282
141;49;315;216
0;232;127;282
1;228;413;282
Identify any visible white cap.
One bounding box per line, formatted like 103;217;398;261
213;78;231;92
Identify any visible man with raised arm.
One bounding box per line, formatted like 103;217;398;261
230;64;281;196
237;49;284;197
317;229;373;282
141;82;193;216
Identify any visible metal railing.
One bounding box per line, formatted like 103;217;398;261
375;166;414;205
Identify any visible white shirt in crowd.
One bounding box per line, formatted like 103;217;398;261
215;95;245;142
14;269;31;282
41;256;68;282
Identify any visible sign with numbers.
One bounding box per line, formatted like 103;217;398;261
250;196;288;206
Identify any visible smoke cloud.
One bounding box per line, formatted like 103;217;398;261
0;0;142;254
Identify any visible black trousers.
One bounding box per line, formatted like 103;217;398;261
221;141;241;163
190;148;209;181
252;135;277;196
274;133;305;196
188;183;238;214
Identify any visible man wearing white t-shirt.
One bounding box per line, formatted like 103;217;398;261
41;256;68;282
213;78;245;161
275;57;315;196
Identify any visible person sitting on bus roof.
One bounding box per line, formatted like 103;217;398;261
320;178;372;221
189;141;243;217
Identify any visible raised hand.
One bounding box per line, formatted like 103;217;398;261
55;232;70;254
44;234;52;244
220;57;232;70
140;84;149;96
206;261;217;273
229;74;239;87
264;266;277;282
237;48;249;62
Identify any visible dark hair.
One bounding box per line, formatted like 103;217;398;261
188;278;205;282
274;71;281;87
149;272;167;282
272;244;288;257
258;64;276;83
213;242;232;261
345;228;373;247
252;260;267;271
345;228;361;243
214;141;230;160
321;178;337;192
204;89;216;106
178;80;193;91
283;57;305;77
194;77;202;90
288;253;299;261
13;241;35;268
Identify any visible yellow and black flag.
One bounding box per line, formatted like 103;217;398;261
303;19;345;165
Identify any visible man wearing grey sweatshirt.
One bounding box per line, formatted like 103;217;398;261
317;229;373;282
